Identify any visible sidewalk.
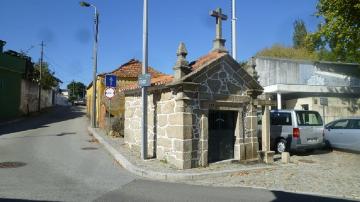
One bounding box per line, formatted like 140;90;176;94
88;127;360;201
88;127;289;181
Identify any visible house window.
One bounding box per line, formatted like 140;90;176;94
313;98;318;105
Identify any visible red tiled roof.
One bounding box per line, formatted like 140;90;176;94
120;51;227;92
100;59;165;78
119;75;174;92
190;51;226;70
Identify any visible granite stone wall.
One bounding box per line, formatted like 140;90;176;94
124;93;156;157
124;61;259;169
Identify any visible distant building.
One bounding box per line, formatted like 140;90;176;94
86;59;165;129
61;89;69;98
254;57;360;123
0;40;58;120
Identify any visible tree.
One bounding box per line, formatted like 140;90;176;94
32;62;61;90
308;0;360;63
67;81;86;102
256;44;319;61
293;20;308;49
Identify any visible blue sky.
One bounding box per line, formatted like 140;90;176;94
0;0;319;88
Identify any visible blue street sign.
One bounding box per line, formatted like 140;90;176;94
105;75;117;87
138;73;151;87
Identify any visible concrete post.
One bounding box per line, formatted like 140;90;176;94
277;93;282;110
234;109;245;161
261;106;270;151
200;114;208;167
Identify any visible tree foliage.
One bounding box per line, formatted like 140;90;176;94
293;20;308;49
256;44;319;61
308;0;360;63
67;81;86;101
32;62;60;90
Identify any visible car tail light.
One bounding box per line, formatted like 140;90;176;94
293;128;300;138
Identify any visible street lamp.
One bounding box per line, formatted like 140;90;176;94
80;1;99;128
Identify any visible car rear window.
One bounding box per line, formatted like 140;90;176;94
270;112;292;125
296;111;323;126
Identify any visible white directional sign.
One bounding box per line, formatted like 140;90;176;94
105;87;115;99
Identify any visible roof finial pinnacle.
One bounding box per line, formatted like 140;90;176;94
173;42;191;80
177;42;188;57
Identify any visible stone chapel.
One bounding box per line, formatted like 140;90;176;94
121;8;264;169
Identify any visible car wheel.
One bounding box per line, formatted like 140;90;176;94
324;140;332;150
276;139;287;153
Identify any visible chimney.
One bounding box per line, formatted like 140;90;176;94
0;40;6;53
173;42;191;80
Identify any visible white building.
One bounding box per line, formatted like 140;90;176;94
254;57;360;123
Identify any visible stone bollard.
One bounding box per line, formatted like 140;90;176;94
281;152;290;164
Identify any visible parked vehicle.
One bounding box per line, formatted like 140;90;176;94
74;99;86;106
324;118;360;152
258;110;325;153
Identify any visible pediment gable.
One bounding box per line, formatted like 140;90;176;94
183;53;263;95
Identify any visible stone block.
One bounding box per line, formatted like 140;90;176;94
157;137;171;147
192;139;199;151
200;139;208;151
168;113;192;126
173;159;192;169
244;143;253;160
175;151;192;161
258;151;275;164
166;125;192;139
156;147;165;160
207;79;221;93
157;127;166;137
173;139;192;152
281;152;290;164
234;143;245;161
200;150;208;167
160;92;173;101
157;114;168;127
161;101;175;114
125;108;134;118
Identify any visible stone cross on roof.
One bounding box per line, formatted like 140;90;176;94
210;8;228;52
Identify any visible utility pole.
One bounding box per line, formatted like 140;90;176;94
38;41;44;112
141;0;148;160
231;0;237;60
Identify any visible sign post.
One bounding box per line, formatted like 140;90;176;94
105;74;117;132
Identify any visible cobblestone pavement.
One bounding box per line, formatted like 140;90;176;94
96;129;360;201
177;150;360;200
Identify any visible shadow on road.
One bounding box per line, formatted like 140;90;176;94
271;190;357;202
0;106;85;136
0;198;58;202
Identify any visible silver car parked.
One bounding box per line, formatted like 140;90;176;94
258;110;325;153
324;118;360;152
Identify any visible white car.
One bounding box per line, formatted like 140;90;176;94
324;118;360;152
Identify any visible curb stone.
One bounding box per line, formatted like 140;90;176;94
88;127;290;181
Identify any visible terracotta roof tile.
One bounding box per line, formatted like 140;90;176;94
190;51;226;70
120;51;226;92
100;59;165;78
119;75;173;92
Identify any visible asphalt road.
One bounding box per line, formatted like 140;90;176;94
0;106;355;202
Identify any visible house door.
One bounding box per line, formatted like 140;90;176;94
208;110;236;163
